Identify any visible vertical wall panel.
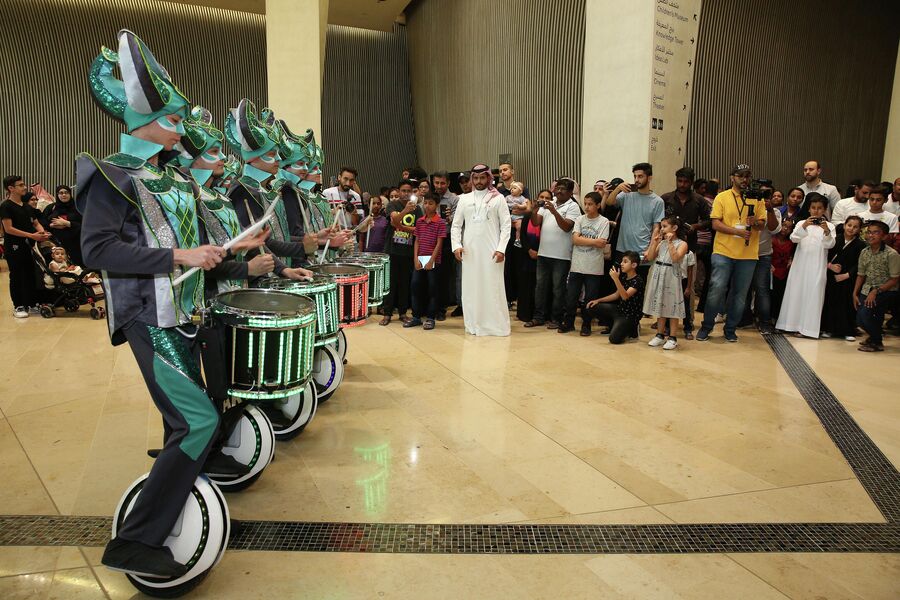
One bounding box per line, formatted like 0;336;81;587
321;24;417;192
686;0;899;192
0;0;267;189
406;0;585;191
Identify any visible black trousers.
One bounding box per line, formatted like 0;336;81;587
585;302;637;344
516;258;537;322
384;253;412;316
503;233;520;302
438;255;458;310
412;267;440;319
117;322;219;548
564;272;603;328
5;241;38;308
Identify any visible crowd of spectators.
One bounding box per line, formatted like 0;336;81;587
4;162;898;351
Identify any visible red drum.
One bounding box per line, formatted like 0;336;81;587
308;263;369;328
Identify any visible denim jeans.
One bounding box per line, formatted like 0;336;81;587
412;267;440;319
856;290;898;345
741;254;773;325
564;272;602;328
533;257;570;323
700;254;758;335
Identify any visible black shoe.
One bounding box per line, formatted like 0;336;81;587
557;324;574;334
435;311;446;322
102;537;188;578
450;306;463;317
599;328;611;335
204;450;252;477
580;326;592;337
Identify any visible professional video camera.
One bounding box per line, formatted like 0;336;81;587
745;178;773;200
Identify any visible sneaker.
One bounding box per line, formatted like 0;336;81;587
403;318;423;328
759;323;775;335
101;537;188;578
820;332;832;339
844;335;856;342
696;328;711;341
858;342;884;352
28;305;41;314
13;306;28;318
648;334;666;347
423;319;435;331
724;331;739;342
663;337;678;350
546;321;559;330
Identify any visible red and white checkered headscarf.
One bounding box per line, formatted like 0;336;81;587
470;163;502;199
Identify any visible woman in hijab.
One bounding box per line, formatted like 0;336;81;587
47;185;84;265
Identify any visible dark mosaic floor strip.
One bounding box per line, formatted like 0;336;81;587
764;333;900;522
1;515;898;554
1;333;898;556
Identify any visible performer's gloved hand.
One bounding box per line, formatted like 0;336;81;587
247;254;275;276
174;245;226;270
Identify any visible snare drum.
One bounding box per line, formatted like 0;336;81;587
340;256;385;307
256;275;340;347
210;289;317;401
346;252;390;296
308;263;369;327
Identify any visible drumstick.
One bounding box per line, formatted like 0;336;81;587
173;209;273;285
319;216;341;264
364;197;374;251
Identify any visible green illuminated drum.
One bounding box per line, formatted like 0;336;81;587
340;256;385;308
257;275;340;347
211;289;317;402
345;251;390;297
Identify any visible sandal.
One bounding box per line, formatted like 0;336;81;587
685;332;694;340
424;319;435;330
524;320;544;328
379;316;391;326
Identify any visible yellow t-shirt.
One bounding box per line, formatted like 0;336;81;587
711;190;767;260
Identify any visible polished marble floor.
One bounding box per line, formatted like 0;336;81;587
0;276;897;598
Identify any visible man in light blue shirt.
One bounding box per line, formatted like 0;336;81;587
602;163;664;276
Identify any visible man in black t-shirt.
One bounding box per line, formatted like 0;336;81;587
380;180;422;325
1;175;50;317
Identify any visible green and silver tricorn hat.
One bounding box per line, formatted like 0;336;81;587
303;130;324;174
275;119;313;168
176;106;225;166
225;99;277;161
88;29;190;132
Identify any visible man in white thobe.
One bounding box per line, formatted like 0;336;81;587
451;163;511;336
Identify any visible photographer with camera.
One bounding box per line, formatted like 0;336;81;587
696;164;768;342
323;166;363;228
738;179;782;333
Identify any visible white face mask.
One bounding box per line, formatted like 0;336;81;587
156;115;185;134
259;153;277;164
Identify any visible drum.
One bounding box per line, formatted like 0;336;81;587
345;251;391;296
210;289;317;401
340;256;385;308
256;275;340;347
308;263;369;328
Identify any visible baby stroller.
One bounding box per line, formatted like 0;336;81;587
32;245;106;319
